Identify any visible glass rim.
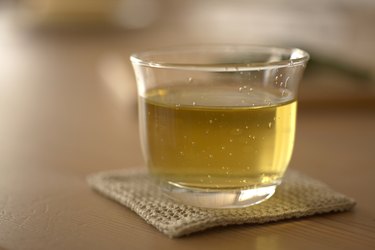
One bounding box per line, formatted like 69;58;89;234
130;44;310;72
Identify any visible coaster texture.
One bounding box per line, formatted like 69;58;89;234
87;168;355;238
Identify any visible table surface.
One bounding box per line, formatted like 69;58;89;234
0;15;375;250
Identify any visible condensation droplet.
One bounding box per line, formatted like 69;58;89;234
207;174;211;178
188;77;193;83
192;101;196;106
239;87;243;92
268;122;272;128
221;146;225;150
209;154;213;158
229;152;233;156
191;141;196;145
209;120;213;124
229;139;233;142
245;125;249;129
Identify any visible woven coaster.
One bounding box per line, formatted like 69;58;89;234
87;168;355;238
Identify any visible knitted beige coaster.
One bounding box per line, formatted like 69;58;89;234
87;168;355;238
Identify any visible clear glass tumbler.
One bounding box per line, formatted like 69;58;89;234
130;45;309;208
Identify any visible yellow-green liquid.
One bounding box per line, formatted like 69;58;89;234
139;85;296;189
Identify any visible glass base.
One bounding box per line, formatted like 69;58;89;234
162;182;277;209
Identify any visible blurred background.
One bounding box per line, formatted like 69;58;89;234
0;0;374;173
1;2;375;248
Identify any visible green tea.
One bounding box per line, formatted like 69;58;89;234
139;85;296;189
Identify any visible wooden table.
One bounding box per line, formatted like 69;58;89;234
0;17;374;250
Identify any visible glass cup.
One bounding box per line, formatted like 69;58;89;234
130;45;309;208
